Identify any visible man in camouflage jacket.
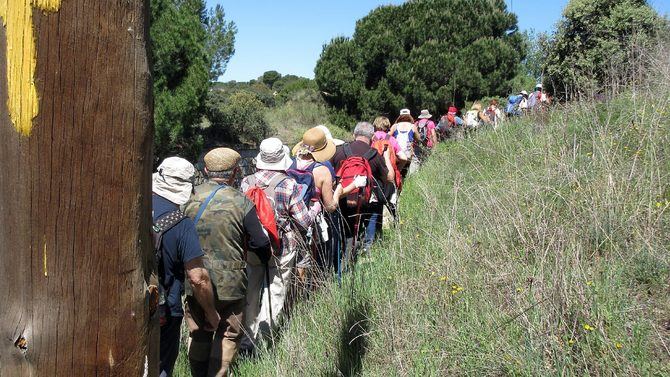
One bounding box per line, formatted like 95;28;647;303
184;148;271;377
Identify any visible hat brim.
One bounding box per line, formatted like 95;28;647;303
292;139;337;163
256;150;293;171
418;114;432;119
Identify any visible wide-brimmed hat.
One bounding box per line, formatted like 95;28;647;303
256;138;292;171
399;108;411;116
535;83;543;90
471;103;482;111
448;106;458;115
520;90;529;96
152;157;195;205
204;148;241;172
418;109;432;119
292;127;336;163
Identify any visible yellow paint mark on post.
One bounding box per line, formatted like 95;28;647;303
43;242;47;276
0;0;62;136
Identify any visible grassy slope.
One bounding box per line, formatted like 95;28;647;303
265;90;351;146
236;85;670;375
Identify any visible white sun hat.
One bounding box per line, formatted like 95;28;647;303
256;137;293;171
152;157;196;205
418;109;432;119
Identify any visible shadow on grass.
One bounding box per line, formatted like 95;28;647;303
330;298;371;377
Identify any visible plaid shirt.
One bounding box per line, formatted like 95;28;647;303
241;170;315;253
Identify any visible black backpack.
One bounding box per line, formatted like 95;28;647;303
149;210;186;320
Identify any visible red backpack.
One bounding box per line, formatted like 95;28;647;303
244;173;288;253
371;134;402;191
336;144;376;209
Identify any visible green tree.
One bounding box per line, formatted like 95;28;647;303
544;0;661;100
151;0;236;161
206;91;271;146
261;70;283;88
315;0;524;120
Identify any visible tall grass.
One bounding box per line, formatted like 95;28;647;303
232;46;670;376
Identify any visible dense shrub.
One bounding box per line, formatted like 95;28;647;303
315;0;525;119
205;91;271;146
544;0;662;100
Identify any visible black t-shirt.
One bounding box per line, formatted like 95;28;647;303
331;140;389;184
152;194;204;317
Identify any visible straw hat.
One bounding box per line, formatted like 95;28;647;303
204;148;241;172
152;157;195;205
418;109;432;119
292;127;336;163
471;103;482;112
256;138;292;171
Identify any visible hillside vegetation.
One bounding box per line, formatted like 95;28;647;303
234;48;670;376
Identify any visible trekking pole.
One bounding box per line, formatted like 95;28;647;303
264;262;275;348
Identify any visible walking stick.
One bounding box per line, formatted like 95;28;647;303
264;262;275;347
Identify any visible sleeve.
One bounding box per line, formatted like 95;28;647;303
243;207;271;263
288;187;314;230
179;219;205;263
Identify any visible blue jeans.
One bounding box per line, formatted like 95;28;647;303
363;204;383;250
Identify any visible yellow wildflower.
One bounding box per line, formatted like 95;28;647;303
583;324;594;332
568;339;575;346
586;280;593;286
615;342;623;349
656;202;662;208
516;287;523;293
439;276;448;282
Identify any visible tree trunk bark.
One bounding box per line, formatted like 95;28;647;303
0;0;155;376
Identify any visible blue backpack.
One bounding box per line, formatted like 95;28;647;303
506;95;520;115
287;160;322;206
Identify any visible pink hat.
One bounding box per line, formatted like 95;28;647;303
448;106;457;115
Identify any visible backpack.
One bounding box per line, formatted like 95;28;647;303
244;173;288;253
372;134;402;191
485;108;497;124
506;95;520;115
528;91;540;109
394;128;414;157
335;144;376;209
286;160;321;206
465;110;480;128
416;120;430;144
151;209;187;325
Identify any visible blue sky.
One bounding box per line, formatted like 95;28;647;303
208;0;670;82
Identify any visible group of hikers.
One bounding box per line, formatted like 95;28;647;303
151;85;550;377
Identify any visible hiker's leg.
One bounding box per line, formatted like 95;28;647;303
257;248;297;337
241;262;264;351
208;299;245;377
185;297;214;377
159;314;183;377
363;204;382;251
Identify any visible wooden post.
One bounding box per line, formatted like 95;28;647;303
0;0;155;375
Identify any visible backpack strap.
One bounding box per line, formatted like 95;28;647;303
343;143;353;158
193;185;227;225
266;172;288;192
363;148;378;161
384;134;391;141
153;210;186;246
